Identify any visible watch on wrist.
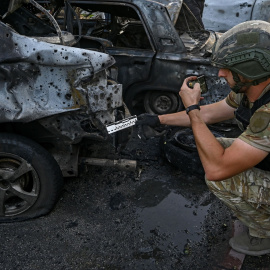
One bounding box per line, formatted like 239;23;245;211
186;104;200;114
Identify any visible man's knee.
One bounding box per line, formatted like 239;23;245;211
205;175;235;198
205;175;223;193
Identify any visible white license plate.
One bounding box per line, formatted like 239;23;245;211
106;115;137;134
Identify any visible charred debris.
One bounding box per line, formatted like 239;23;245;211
0;0;135;178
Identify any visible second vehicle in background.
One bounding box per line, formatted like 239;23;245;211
203;0;270;32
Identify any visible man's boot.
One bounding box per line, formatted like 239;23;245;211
229;232;270;256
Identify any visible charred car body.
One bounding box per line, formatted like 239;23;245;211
0;0;231;222
0;0;132;222
30;0;235;176
31;0;231;115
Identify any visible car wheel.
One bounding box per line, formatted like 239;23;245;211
144;91;181;114
0;133;63;222
161;128;224;177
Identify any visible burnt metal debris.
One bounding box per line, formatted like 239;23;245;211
0;1;127;175
0;0;133;221
0;0;231;221
32;0;231;115
0;22;118;123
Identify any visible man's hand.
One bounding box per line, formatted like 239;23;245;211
180;76;202;108
136;113;160;127
136;113;165;141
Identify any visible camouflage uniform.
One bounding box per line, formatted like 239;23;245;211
206;85;270;238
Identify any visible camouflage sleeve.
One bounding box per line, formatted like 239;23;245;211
225;91;242;108
239;106;270;152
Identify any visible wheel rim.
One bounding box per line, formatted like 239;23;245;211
144;91;180;114
0;153;40;217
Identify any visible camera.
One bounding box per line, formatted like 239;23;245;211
187;75;208;94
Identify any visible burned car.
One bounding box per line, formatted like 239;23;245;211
203;0;270;32
31;0;231;115
0;0;133;222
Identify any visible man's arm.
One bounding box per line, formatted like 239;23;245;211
158;98;235;127
178;76;268;181
136;76;234;140
189;110;268;181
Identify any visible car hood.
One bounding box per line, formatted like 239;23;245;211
1;23;114;72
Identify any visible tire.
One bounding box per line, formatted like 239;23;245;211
161;128;223;177
0;133;63;223
144;91;182;114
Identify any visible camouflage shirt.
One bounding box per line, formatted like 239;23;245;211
226;84;270;153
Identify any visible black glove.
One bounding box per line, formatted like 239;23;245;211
136;113;165;141
136;113;161;127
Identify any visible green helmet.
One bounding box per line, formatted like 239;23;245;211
211;20;270;92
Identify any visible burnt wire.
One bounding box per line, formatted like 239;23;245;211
182;6;191;35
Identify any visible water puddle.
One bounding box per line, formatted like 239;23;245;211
135;178;212;251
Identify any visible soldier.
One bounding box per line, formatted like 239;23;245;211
136;20;270;256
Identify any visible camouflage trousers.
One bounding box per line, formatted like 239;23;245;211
205;138;270;238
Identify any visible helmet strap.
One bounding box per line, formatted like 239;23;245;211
231;71;270;93
231;71;249;93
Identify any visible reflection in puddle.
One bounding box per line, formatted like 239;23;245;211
136;189;211;251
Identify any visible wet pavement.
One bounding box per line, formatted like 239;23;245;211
0;128;270;269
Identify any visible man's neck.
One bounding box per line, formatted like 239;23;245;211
245;79;270;102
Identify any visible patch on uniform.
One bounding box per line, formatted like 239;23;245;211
249;111;270;133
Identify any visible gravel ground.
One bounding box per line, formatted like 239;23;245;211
0;129;270;270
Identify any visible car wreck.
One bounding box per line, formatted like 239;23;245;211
203;0;270;32
0;0;232;222
26;0;231;115
0;0;134;222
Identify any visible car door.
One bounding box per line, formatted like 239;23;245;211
70;1;156;92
